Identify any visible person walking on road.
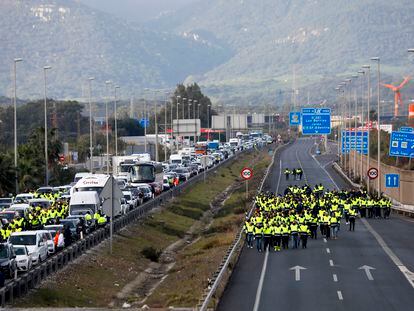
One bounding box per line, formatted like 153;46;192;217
349;209;357;231
284;168;291;181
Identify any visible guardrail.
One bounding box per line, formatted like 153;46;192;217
0;149;250;307
197;142;289;311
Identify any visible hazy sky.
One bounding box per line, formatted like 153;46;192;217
79;0;196;22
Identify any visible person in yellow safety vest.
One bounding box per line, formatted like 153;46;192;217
85;211;92;222
330;213;339;239
254;224;263;252
281;223;290;249
263;222;272;251
94;211;100;221
243;221;254;248
272;223;282;251
284;168;291;181
290;221;299;249
349;208;357;231
97;214;107;226
299;224;310;249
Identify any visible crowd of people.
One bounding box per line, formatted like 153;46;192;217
244;185;392;252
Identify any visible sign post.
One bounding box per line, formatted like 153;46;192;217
241;167;253;200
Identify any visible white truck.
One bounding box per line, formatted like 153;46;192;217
229;138;241;149
71;175;123;217
169;154;183;165
69;191;100;216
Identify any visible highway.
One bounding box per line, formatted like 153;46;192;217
218;138;414;311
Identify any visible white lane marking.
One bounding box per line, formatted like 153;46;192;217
323;238;327;243
253;249;269;311
333;274;338;282
337;290;343;300
309;151;341;190
329;259;334;267
326;248;331;254
276;160;282;194
310;150;414;290
361;218;414;288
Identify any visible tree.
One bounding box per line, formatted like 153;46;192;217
0;153;15;196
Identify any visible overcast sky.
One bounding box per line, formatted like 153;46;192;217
79;0;195;22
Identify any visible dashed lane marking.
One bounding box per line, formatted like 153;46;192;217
329;259;334;267
333;274;338;282
253;249;269;311
337;290;343;300
326;248;331;254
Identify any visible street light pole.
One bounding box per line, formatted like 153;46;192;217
13;58;22;194
193;99;197;144
352;74;359;179
358;70;365;180
114;85;120;157
164;92;168;162
88;77;95;173
105;80;112;175
362;64;371;192
155;92;159;162
176;96;181;148
207;104;211;141
43;66;52;186
371;57;381;196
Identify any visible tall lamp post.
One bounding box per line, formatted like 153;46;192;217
43;66;52;186
88;77;95;173
358;70;365;180
352;74;359;179
164;91;169;162
193;99;198;144
105;80;112;175
114;85;120;157
13;58;23;194
371;57;381;196
362;65;371;192
207;104;211;141
176;95;181;148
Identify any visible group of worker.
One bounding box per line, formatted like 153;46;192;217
284;168;303;181
244;185;392;253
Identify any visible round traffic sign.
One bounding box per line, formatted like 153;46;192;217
241;167;253;180
367;167;378;180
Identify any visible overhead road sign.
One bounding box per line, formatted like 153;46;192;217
389;131;414;158
385;174;399;188
289;112;301;126
367;167;378;180
301;108;331;135
341;130;369;154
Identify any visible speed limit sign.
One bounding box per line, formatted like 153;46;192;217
241;167;253;180
367;167;379;180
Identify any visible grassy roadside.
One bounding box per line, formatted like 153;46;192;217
14;147;272;308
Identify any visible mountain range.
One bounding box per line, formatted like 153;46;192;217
2;0;414;107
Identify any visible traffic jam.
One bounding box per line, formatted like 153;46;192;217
0;133;273;281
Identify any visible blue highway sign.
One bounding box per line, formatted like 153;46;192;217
341;130;369;154
301;108;331;135
139;118;150;128
289;112;301;126
385;174;399;188
389;131;414;158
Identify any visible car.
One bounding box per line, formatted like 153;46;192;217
124;186;144;206
37;187;54;195
0;198;13;210
120;198;129;215
6;203;31;218
59;219;80;240
172;167;192;181
0;243;17;278
14;193;34;204
37;230;55;255
149;182;163;196
13;245;32;272
44;224;64;237
28;198;51;209
122;191;137;209
8;231;48;266
0;211;19;225
116;179;127;191
135;184;154;202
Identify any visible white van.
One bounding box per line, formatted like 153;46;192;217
69;191;100;216
37;230;55;255
8;231;49;265
169;154;183;165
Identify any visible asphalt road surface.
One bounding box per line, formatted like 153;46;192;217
218;138;414;311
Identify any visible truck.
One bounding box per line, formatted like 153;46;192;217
207;141;220;151
195;142;208;155
71;175;123;217
229;138;241;149
69;191;100;216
